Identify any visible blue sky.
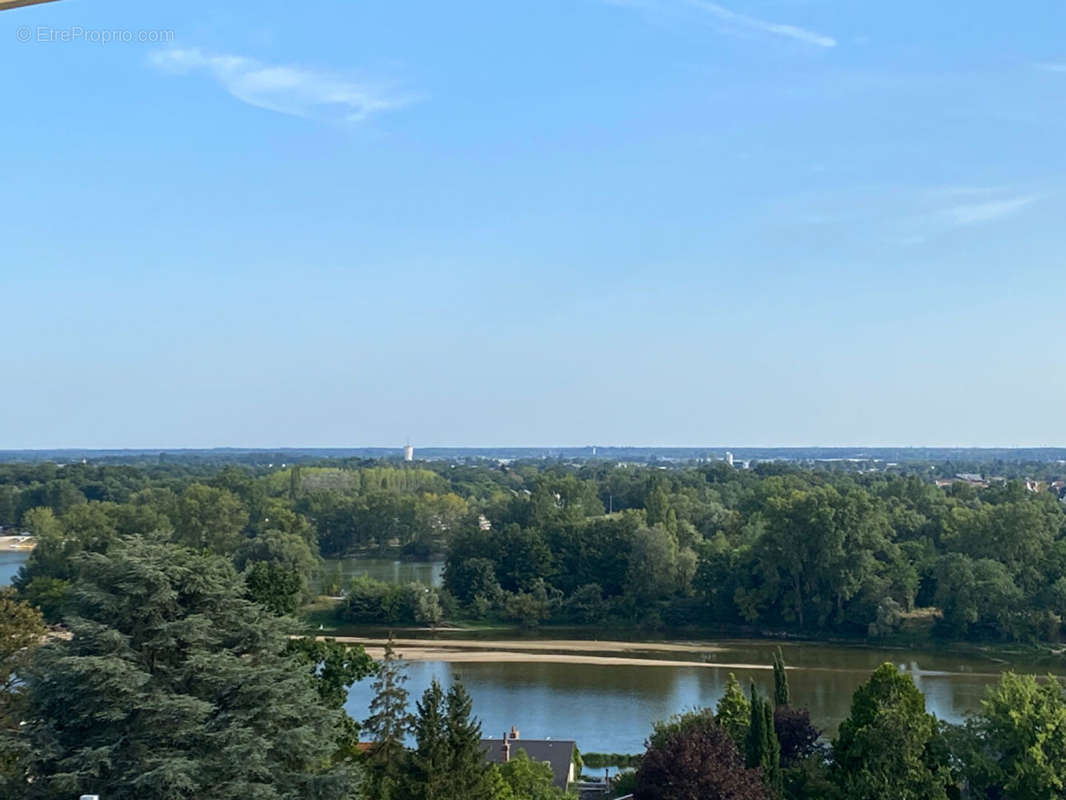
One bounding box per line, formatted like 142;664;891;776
2;0;1064;448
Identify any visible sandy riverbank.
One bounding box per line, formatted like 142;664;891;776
323;636;774;670
360;647;774;669
0;536;35;552
322;636;1009;677
330;637;726;656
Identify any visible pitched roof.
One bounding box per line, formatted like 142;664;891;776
481;738;576;789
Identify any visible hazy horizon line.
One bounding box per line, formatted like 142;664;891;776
3;444;1065;453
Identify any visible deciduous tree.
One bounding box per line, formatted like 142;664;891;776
637;707;767;800
954;672;1066;800
831;663;951;800
0;588;45;786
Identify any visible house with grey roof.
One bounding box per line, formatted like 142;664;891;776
480;726;577;791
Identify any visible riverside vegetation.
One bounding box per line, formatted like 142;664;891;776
5;456;1066;642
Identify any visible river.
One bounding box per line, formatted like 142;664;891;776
331;560;1066;754
7;551;1062;755
343;637;1066;755
0;550;29;586
1;553;442;590
318;557;443;591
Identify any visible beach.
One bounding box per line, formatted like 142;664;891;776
325;636;781;670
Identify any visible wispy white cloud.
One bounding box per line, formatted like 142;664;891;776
775;185;1043;248
938;194;1038;227
1035;62;1066;73
148;48;412;123
604;0;836;48
688;0;836;48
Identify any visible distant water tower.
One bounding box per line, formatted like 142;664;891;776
404;443;414;462
725;451;734;467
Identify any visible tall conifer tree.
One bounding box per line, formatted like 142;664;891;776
408;680;449;800
5;538;357;800
364;636;414;800
444;682;493;799
761;696;782;795
746;684;765;770
716;673;752;748
745;685;782;795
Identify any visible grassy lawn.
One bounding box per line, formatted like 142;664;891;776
298;596;519;637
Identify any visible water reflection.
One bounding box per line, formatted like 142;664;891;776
318;558;443;592
0;551;28;586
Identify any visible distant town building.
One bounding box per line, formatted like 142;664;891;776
935;474;990;489
725;451;734;467
404;444;414;462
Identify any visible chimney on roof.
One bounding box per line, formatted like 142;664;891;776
501;732;511;763
510;725;519;739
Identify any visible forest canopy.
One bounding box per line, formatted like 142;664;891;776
4;456;1066;642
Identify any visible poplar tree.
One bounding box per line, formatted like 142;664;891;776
746;684;765;770
745;686;781;795
761;697;782;795
772;648;790;708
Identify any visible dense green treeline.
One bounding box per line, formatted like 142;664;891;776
445;466;1066;642
5;457;1066;643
